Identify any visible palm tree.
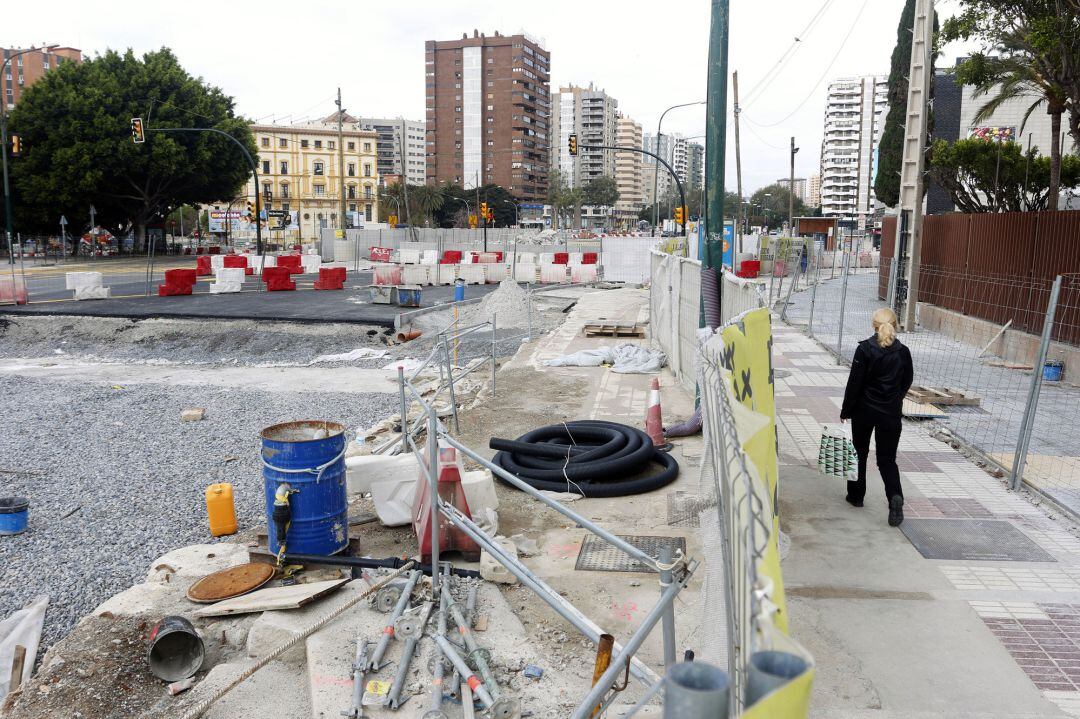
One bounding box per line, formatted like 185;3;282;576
410;184;445;227
379;182;404;223
960;53;1070;209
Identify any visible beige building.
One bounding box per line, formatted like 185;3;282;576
247;121;379;240
809;174;822;208
551;83;619;188
614;114;644;226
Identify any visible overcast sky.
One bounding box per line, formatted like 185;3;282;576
5;0;974;194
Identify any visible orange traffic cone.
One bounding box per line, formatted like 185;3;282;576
645;377;670;450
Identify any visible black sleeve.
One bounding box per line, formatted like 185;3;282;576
900;346;914;397
840;344;868;420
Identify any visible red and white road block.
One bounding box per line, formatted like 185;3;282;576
645;377;667;448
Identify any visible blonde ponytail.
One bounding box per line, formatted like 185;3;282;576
873;307;898;348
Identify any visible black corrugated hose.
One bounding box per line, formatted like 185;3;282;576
489;420;679;498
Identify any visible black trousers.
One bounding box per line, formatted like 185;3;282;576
848;410;904;502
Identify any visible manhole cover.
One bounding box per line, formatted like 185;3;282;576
899;519;1056;562
187;562;276;603
667;492;713;527
575;535;686;573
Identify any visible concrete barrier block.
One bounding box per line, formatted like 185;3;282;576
540;263;568;284
215;267;246;284
73;285;111;300
435;264;458;285
209;281;243;294
66;271;103;290
457;263;486;285
401;264;432;286
300;255;322;274
399;249;421;265
485;264;509;283
513;263;538;283
420;250;438;265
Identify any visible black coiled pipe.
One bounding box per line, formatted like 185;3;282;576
489;420;679;498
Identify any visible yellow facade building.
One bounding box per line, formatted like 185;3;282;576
247;119;380;241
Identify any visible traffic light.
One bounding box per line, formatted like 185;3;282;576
388;214;398;228
244;201;255;222
10;134;21;156
480;202;488;221
131;117;145;144
568;133;578;156
674;206;686;225
487;208;494;222
468;214;478;228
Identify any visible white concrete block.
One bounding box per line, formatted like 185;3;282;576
540;263;568;284
209;281;242;294
420;250;438;265
401;264;432;286
480;537;519;585
512;263;538;283
211;255;226;271
435;264;458;285
300;255;322;274
73;285;111;300
485;264;508;283
457;263;486;285
65;271;103;290
399;249;421;265
214;267;246;284
461;469;499;515
345;453;420;495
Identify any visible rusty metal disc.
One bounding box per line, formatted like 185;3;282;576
186;562;276;603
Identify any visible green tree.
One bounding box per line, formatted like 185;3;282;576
876;0;927;207
165;204;205;236
410;184;445;227
750;183;806;226
927;136;1080;211
582;176;619;207
379;182;405;223
10;48;254;248
943;1;1077;209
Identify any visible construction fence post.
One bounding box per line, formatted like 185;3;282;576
836;248;851;361
808;244;821;338
779;242;804;322
442;339;460;434
491;313;497;397
1010;275;1063;491
427;411;440;594
659;546;677;670
398;366;408;448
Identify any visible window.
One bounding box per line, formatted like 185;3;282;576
363;163;372;177
364;185;373;199
281;183;290;198
363;142;371;152
301;139;309;148
262;160;270;174
282;202;290;211
313;161;324;175
365;204;373;222
347;185;356;200
314;184;326;197
314;140;322;149
347;141;355;151
347;163;355;177
279;161;288;174
349;203;357;212
328;141;336;150
279;138;287;148
260;137;270;148
262;182;272;198
487;105;494;111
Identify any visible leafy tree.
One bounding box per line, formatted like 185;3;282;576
410;184;445;227
378;182;405;223
927;136;1080;211
943;1;1077;209
582;176;619;207
9;48;254;248
750;183;806;224
877;0;921;207
165;205;206;236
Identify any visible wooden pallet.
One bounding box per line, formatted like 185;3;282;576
907;385;981;406
583;321;646;338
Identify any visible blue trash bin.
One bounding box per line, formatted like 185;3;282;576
0;497;29;535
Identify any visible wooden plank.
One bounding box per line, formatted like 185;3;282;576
9;645;26;693
903;399;946;418
906;385;980;407
192;578;349;617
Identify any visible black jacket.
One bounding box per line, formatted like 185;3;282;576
840;335;914;419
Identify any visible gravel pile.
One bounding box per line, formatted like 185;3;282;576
0;374;398;651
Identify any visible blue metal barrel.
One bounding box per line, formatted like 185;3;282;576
261;420;348;556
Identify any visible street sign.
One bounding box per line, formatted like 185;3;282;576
59;215;67;226
267;210;289;218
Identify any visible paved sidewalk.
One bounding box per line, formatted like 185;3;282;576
774;321;1080;718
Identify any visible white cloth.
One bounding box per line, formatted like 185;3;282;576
543;344;667;374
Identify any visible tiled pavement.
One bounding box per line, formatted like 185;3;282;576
774;320;1080;716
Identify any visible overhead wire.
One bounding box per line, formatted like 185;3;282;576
741;0;836;108
742;0;872;129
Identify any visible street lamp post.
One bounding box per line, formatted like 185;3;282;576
650;100;706;236
502;199;519;227
2;45;58;263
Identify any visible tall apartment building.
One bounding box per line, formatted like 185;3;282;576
642;132;676;167
355;117;426;186
614;114;644;222
818;75;887;223
808;174;822;208
551;83;618;188
775;177;809;203
642;163;672;206
686;142;705;191
2;46;81;109
248;122;379;237
425;30;550;201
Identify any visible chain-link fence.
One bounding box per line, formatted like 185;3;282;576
781;246;1080;520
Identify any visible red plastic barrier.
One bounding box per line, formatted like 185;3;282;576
262;266;291;283
266;277;296;291
164;268;197;286
582;252;598;265
278;255;303;274
553;252;569;265
0;277;28;304
157;283;192;296
740;259;761;274
370;247;393;262
208;246;221;255
321;267;347;283
292;244;302;252
494;251;504;262
196;256;213;276
195;247;206;255
314;278;343;290
441;250;462;265
223;255;247;269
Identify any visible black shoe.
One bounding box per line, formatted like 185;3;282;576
888;496;904;526
845;495;864;508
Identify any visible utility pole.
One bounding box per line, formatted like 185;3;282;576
704;0;730;279
335;88;347;231
733;70;744;256
88;204;96;258
890;0;934;331
789;137;798;236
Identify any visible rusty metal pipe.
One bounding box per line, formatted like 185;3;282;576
589;634;615;717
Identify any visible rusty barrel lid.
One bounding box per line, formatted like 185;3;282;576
186;562;276;603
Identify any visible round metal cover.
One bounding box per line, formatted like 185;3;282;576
186;562;276;603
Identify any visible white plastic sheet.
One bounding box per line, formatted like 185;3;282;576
543;344;667;374
0;595;48;701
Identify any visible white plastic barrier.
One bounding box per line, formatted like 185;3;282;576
373;265;403;285
477;252;500;264
210;255;226;271
399;249;422;265
457;263;486;285
516;252;537;265
420;250;438;265
569;252;584;266
300;255;322;274
513;263;538;283
540;263;568;284
539;252;555;264
73;285;111;300
463;251;478;265
434;264;457;285
333;239;356;263
485;264;509;283
214;267;246;284
65;271;103;290
209;281;242;294
249;255;277;272
571;265;599;283
402;264;432;286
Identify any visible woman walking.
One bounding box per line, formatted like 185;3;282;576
840;308;914;526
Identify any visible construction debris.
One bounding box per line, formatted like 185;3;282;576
906;385;981;406
180;408;207;422
582;321;647;338
543;344;667;373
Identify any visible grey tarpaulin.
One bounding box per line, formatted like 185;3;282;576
543;344;668;374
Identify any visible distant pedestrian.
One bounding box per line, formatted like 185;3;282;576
840;307;913;526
